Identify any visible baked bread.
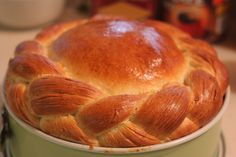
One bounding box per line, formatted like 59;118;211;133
4;15;228;147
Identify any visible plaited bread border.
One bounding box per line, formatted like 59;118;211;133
1;86;230;154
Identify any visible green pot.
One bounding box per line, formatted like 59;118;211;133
1;88;230;157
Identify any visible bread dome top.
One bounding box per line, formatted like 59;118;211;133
49;19;185;94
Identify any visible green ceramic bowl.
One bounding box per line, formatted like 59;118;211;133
1;88;230;157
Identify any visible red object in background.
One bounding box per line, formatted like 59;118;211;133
213;0;224;6
91;0;158;18
179;22;205;38
163;0;228;42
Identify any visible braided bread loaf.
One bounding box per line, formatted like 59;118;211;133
4;16;228;147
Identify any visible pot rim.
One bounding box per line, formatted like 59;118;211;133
1;86;230;154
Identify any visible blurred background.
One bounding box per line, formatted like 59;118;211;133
64;0;229;44
60;0;231;43
0;0;235;43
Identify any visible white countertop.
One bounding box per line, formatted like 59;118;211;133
0;25;235;157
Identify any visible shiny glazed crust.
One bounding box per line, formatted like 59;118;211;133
4;16;228;147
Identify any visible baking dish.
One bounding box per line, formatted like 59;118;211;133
0;87;230;157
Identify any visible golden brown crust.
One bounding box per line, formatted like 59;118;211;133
6;83;39;127
98;122;160;147
134;85;191;139
4;16;228;147
50;18;186;94
36;20;87;44
40;115;96;145
29;75;103;116
169;118;199;140
8;53;62;80
15;40;44;56
185;70;223;126
77;95;142;134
